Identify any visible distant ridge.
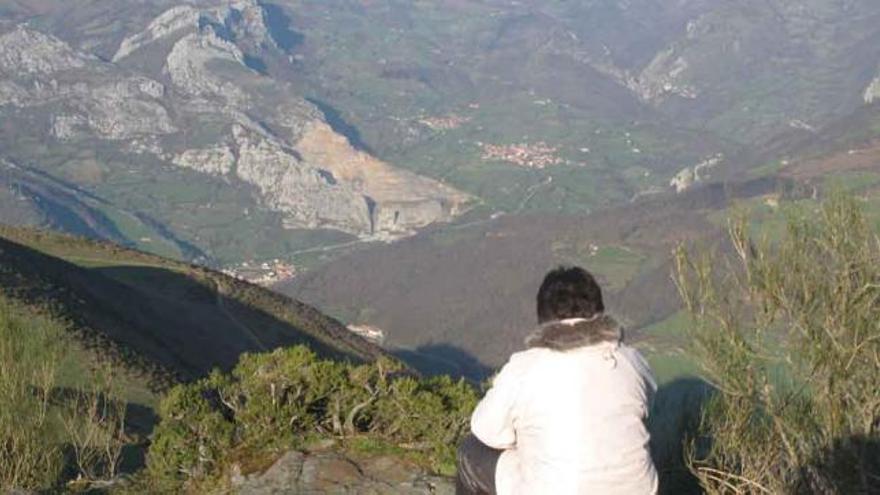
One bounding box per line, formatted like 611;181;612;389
0;226;387;389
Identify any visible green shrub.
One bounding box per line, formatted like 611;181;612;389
146;375;236;491
674;195;880;494
146;346;478;491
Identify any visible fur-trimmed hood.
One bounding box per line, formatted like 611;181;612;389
524;314;623;351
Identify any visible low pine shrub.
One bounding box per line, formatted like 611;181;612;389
146;346;478;491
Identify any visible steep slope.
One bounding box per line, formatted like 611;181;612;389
0;226;386;387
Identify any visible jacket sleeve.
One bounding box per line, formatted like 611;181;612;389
630;347;658;417
469;355;525;450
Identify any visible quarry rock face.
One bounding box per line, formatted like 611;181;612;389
231;450;455;495
295;121;470;235
0;1;470;238
232;125;374;232
670;154;723;193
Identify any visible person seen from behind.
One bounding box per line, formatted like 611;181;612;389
456;266;658;494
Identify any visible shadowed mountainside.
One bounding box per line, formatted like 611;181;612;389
0;226;386;388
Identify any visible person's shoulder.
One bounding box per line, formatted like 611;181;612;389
494;347;550;377
506;347;549;368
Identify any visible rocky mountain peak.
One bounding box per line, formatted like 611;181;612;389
112;0;274;63
165;30;250;101
0;26;91;76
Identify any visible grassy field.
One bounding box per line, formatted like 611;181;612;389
634;311;700;384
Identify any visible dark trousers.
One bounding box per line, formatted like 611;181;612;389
456;434;503;495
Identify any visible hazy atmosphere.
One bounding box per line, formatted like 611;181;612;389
0;1;878;493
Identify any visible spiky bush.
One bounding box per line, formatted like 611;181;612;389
0;298;65;491
674;195;880;494
0;296;134;492
146;346;478;491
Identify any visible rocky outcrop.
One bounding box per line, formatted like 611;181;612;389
112;6;202;62
629;47;699;104
136;1;468;237
866;75;880;104
0;26;89;75
670;154;723;193
57;79;175;140
230;450;454;495
171;120;469;236
112;0;274;63
0;27;175;140
165;30;250;102
173;145;236;175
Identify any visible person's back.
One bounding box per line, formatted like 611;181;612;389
457;267;658;495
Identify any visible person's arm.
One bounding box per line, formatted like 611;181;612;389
628;347;658;418
469;356;525;450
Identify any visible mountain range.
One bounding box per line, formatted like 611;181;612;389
2;1;879;264
2;0;880;379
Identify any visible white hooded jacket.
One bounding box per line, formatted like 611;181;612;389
470;315;658;495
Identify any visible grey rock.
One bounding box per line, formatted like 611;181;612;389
165;30;250;103
231;450;455;495
113;0;273;63
0;26;90;75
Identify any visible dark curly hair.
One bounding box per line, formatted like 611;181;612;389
536;266;604;323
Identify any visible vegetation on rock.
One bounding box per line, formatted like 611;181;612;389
144;346;477;492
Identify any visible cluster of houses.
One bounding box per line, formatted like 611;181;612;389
221;259;297;286
480;141;564;169
346;324;386;344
